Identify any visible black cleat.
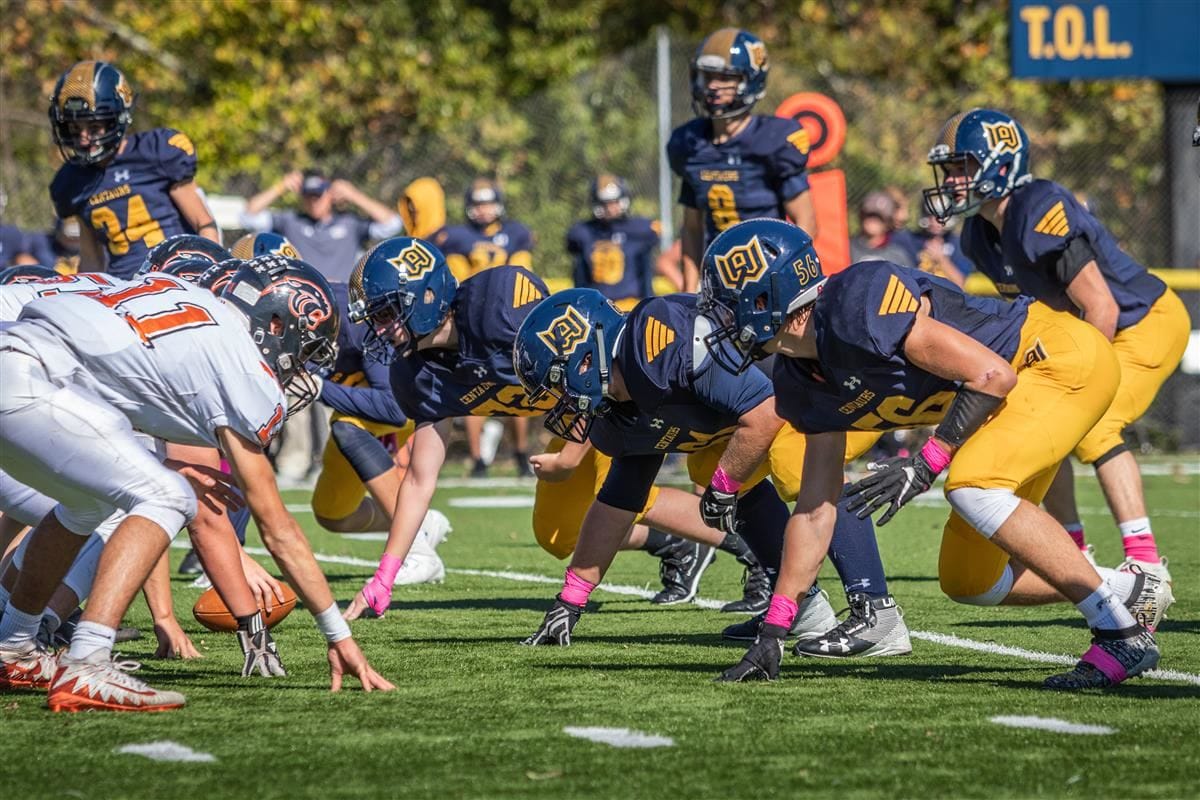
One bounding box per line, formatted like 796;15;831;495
177;549;203;575
514;452;532;478
721;587;837;641
1044;626;1159;690
650;540;716;605
793;593;912;658
470;458;489;478
721;564;772;614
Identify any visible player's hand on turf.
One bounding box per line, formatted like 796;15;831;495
237;627;287;677
845;453;938;526
700;484;739;534
528;452;575;482
328;638;395;693
342;579;392;621
242;556;286;614
521;596;584;646
153;620;203;660
715;623;787;682
164;459;245;513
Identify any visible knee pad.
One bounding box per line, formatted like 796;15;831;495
127;469;196;541
945;563;1014;606
331;421;395;483
532;501;578;560
946;487;1020;539
60;533;105;600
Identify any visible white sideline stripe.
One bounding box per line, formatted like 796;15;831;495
115;741;216;762
989;716;1115;735
563;726;674;748
448;496;536;508
339;532;389;541
232;546;1200;685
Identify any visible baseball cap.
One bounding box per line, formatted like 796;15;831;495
859;190;897;220
301;171;331;196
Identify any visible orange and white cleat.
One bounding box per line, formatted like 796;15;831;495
48;652;185;712
0;641;58;690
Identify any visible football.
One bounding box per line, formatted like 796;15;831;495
192;583;298;633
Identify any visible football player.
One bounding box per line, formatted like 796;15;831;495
0;256;393;710
440;178;536;477
668;28;815;291
516;289;910;656
48;61;220;278
924;109;1190;583
397;177;449;245
339;237;552;620
567;174;674;311
701;219;1169;688
231;231;302;260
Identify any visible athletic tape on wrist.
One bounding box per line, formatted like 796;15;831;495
710;467;742;494
314;602;352;643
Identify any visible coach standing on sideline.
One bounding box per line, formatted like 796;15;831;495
240;169;403;485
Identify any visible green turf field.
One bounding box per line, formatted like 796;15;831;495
2;466;1197;799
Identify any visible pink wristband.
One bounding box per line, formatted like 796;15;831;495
920;439;953;474
375;553;403;587
560;567;596;606
710;467;743;494
763;593;799;629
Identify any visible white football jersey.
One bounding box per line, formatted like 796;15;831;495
6;274;285;448
0;273;128;322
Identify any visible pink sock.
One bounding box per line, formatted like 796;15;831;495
560;568;595;606
1064;522;1087;550
1119;518;1158;563
763;593;798;630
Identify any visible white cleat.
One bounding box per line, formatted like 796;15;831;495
1118;556;1172;587
0;641;58;691
420;509;453;549
48;651;185;712
1081;544;1097;567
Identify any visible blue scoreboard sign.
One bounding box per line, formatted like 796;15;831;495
1011;1;1200;81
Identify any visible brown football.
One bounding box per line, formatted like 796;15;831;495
192;583;298;633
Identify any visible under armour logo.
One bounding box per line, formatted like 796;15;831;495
474;365;488;379
649;418;664;429
1004;265;1014;276
843;376;862;390
114;169;130;183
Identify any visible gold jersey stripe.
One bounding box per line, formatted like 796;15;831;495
1033;201;1071;237
879;274;919;316
513;273;542;307
644;316;676;363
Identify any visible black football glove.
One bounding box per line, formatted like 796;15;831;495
845;452;938;526
237;627;287;677
521;596;584;646
715;623;787;682
700;484;739;534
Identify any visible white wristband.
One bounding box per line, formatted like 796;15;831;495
314;602;352;644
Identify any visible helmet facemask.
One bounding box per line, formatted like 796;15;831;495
539;328;613;444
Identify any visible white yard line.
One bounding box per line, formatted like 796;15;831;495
226;545;1200;686
563;726;675;748
115;742;216;762
989;716;1115;735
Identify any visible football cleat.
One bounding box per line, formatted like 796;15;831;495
793;593;913;658
0;641;58;690
420;509;453;549
1081;543;1097;567
720;564;772;614
722;587;837;642
715;623;787;682
177;548;203;575
48;651;186;712
1043;626;1159;691
521;596;584;646
1118;555;1172;587
1120;564;1174;632
391;550;445;586
651;540;716;605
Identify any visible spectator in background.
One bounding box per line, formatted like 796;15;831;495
849;190;915;267
240;169;402;286
240;169;402;486
0;188;36;267
397;177;449;244
567;173;668;311
441;177;536;479
885;185;911;232
897;210;974;287
25;216;82;274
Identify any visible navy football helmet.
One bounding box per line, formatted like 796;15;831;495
923;108;1033;223
138;234;231;276
690;28;769;120
590;173;631;220
49;61;136;167
159;256;218;285
347;236;457;362
512;288;626;443
231;231;302;260
0;265;60;285
221;254;339;416
464;178;505;225
698;219;825;375
195;258;243;295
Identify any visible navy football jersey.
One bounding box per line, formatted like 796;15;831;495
773;261;1031;435
440;220;534;280
389;266;552;423
667;115;810;245
1;225;31;267
589;294;773;459
961;179;1165;332
318;292;408;428
567;216;660;303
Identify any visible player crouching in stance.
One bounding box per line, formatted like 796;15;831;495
704;219;1166;689
341;237;553;620
0;255;392;710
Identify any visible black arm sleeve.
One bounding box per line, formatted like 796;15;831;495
1053;235;1098;286
596;453;666;513
932;387;1005;448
